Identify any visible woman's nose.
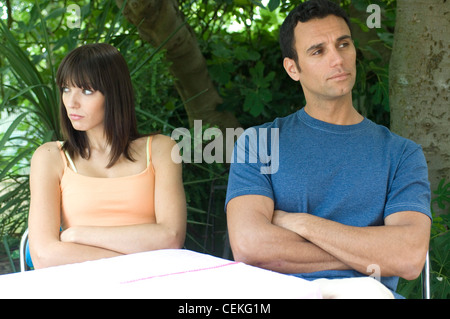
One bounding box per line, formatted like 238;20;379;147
64;91;80;108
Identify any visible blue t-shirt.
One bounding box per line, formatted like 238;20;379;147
225;108;431;293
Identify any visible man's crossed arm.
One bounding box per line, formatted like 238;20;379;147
227;194;430;280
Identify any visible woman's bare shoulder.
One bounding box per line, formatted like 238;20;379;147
151;133;176;147
150;134;180;165
32;141;62;158
151;134;177;154
31;141;64;175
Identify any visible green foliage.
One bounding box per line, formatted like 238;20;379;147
397;179;450;299
428;180;450;299
429;213;450;299
189;1;303;128
0;7;60;241
242;61;276;117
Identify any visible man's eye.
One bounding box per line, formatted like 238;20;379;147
312;49;322;55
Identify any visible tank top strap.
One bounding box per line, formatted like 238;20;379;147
146;135;153;167
57;141;68;167
58;141;78;173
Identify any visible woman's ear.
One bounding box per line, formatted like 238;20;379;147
283;57;301;82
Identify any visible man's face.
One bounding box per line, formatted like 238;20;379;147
284;15;356;103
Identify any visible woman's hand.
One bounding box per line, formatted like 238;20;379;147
60;227;77;243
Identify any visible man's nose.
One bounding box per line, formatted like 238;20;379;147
329;48;344;68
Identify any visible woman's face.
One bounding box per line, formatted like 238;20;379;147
62;86;105;133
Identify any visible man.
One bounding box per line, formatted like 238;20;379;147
225;0;431;298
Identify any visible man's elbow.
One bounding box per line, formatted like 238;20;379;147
229;235;269;268
394;248;428;281
398;257;427;281
231;244;255;265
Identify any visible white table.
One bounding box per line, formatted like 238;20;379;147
0;249;322;299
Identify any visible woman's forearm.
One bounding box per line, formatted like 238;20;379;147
31;222;184;269
30;240;122;269
60;223;185;255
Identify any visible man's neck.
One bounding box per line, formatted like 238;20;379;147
304;97;363;126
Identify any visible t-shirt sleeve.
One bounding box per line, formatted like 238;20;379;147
384;142;431;219
225;127;275;209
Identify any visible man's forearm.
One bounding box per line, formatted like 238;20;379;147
227;195;351;275
229;213;350;273
272;210;430;279
257;231;351;274
273;212;381;275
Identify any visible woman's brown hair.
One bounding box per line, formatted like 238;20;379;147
56;43;140;168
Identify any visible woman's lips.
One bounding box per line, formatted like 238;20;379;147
69;114;84;120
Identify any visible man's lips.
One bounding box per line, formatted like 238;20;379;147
328;72;351;80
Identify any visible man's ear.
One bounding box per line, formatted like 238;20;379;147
283;57;301;81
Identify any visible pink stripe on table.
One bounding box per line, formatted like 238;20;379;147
120;261;240;284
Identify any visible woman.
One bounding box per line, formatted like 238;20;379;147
28;43;186;269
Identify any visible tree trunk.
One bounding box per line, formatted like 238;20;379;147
116;0;241;133
389;0;450;214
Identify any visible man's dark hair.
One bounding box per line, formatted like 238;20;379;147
279;0;352;64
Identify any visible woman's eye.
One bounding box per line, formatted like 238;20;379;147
62;87;70;93
83;89;94;95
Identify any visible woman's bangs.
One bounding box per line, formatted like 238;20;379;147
57;56;100;91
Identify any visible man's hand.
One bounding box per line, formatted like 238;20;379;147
272;208;431;280
273;210;301;232
227;195;349;273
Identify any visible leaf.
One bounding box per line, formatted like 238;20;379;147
249;61;265;79
0;113;28;151
43;7;66;22
212;42;232;59
262;71;276;88
243;91;259;112
243;88;271;117
209;63;234;85
258;88;273;103
0;148;34;181
234;46;261;62
267;0;281;12
248;0;265;9
350;17;369;33
243;90;264;117
378;32;394;47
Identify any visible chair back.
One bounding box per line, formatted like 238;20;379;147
19;229;33;272
422;251;430;299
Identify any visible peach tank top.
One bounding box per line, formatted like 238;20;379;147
58;136;156;229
